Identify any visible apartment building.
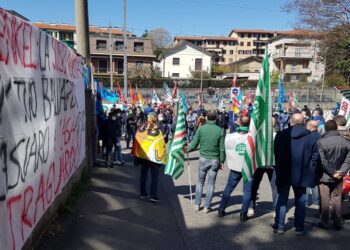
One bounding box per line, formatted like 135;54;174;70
268;32;325;83
173;36;237;65
33;22;127;49
33;22;155;78
228;29;278;61
90;34;155;78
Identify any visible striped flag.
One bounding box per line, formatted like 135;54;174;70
165;103;187;179
232;65;237;87
163;82;173;102
242;50;274;182
289;90;300;110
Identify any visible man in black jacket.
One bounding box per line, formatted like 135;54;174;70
103;111;122;167
317;120;350;230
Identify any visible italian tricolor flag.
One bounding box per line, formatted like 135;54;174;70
242;50;274;182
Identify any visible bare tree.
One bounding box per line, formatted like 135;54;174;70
283;0;350;31
284;0;350;84
148;27;172;48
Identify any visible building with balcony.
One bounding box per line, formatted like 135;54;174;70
33;22;155;78
173;36;237;65
228;29;278;61
158;41;212;78
32;22;128;50
90;35;155;78
223;56;263;80
268;32;324;83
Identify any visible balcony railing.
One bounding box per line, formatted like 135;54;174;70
93;67;123;74
284;68;312;74
272;51;313;59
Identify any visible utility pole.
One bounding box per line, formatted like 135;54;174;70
75;0;95;169
109;21;113;90
200;39;204;104
75;0;90;66
123;0;128;99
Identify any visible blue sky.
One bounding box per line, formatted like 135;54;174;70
2;0;296;36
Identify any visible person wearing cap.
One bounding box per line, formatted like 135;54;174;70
136;112;163;203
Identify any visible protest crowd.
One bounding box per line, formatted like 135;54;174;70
95;55;350;236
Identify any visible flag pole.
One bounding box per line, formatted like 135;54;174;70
187;152;193;204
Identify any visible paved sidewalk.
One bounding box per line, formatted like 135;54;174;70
36;146;350;250
36;151;187;250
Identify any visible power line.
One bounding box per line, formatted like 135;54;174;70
178;0;283;13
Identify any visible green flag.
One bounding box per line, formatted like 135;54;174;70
242;50;274;182
164;103;186;179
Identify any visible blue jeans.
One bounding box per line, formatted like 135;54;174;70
187;128;195;142
140;165;159;198
219;170;252;215
273;185;306;231
195;157;220;208
113;140;123;162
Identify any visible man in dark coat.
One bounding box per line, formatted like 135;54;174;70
103;111;122;167
273;113;319;235
317;120;350;230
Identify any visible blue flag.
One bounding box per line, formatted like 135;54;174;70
95;81;104;115
101;87;118;103
181;90;187;112
237;90;243;111
278;79;284;111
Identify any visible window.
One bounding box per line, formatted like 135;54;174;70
238;50;244;54
240;42;244;46
195;58;202;71
262;34;266;38
173;58;180;65
136;61;143;69
228;41;235;46
115;41;124;50
240;33;245;38
230;50;234;55
98;59;107;73
172;73;179;78
134;42;144;52
295;47;303;57
208;40;214;45
248;33;251;38
247;42;251;46
223;41;227;46
96;40;107;49
223;49;227;54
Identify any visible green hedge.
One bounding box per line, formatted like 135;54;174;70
95;76;258;89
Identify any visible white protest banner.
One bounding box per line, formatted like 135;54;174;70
339;98;350;117
0;9;85;250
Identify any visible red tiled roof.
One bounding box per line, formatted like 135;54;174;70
32;22;128;35
174;35;237;41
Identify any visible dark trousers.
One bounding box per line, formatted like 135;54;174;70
140;165;160;198
251;168;277;209
319;182;342;227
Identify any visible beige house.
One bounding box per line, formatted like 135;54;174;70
268;32;324;83
223;56;263;80
173;36;237;65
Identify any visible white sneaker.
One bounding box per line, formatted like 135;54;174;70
248;208;255;217
272;211;276;218
194;205;200;211
203;207;211;213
